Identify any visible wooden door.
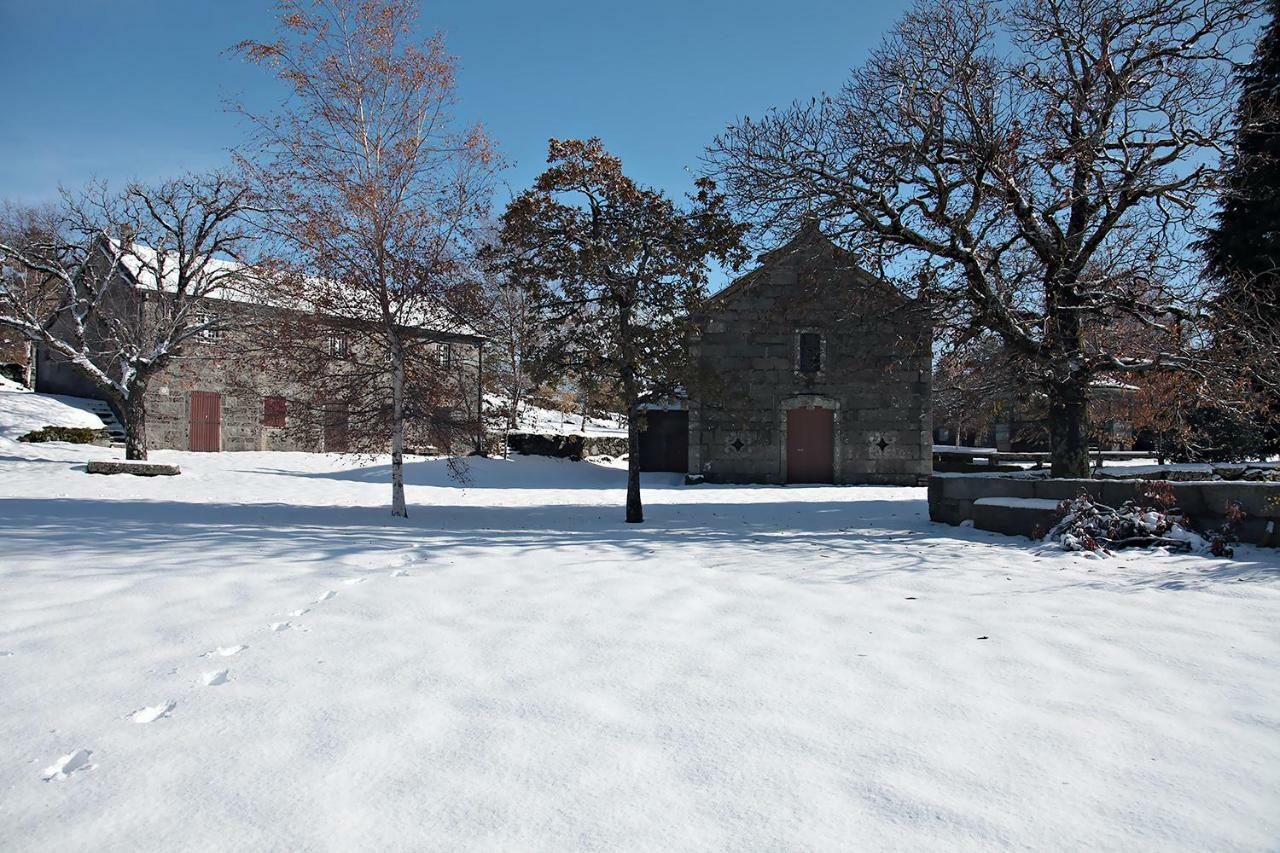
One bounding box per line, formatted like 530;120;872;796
189;391;222;452
786;407;834;483
323;404;349;453
638;411;690;473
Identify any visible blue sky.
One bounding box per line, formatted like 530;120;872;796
0;0;905;207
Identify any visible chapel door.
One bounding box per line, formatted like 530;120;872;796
786;407;834;483
189;391;222;452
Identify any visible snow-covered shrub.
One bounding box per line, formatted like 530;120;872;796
1043;482;1222;555
17;426;107;445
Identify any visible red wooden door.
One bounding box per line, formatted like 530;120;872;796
786;407;834;483
189;391;222;452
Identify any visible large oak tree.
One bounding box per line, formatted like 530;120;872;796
495;139;745;523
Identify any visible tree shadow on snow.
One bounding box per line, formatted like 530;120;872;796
252;454;689;491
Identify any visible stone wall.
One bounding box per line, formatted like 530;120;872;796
689;224;931;485
929;474;1280;547
507;432;630;460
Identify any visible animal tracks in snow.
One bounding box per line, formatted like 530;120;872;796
204;645;246;658
41;748;94;781
130;700;176;724
314;591;336;603
342;577;366;586
203;669;229;686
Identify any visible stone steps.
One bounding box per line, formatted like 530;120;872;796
82;400;127;448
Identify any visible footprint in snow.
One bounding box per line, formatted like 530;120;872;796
42;749;94;781
0;651;13;657
203;669;229;686
268;622;293;632
390;569;409;577
289;608;310;617
130;700;176;724
343;577;366;586
314;591;336;603
204;645;247;658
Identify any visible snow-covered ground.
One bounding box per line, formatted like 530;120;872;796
0;381;105;440
491;394;627;436
1;406;1278;850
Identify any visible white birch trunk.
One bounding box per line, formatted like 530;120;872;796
390;351;408;518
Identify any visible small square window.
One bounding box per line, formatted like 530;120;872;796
263;396;286;428
195;313;223;341
437;342;452;368
799;333;822;374
328;335;349;359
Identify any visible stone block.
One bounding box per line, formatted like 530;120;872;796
86;460;181;477
972;497;1061;539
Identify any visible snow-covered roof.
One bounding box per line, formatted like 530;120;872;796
107;239;483;340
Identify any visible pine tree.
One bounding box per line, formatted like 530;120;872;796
1202;2;1280;456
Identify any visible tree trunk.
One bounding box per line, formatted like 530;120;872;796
626;403;643;523
122;385;148;461
390;353;407;518
1047;379;1090;478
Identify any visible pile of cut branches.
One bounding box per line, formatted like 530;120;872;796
1043;482;1221;555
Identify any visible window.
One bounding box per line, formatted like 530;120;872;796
195;313;223;342
263;396;286;428
437;342;452;368
328;334;349;359
799;332;822;374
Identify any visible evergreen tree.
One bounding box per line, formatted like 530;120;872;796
1204;0;1280;313
1202;2;1280;456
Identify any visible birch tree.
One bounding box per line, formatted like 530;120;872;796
0;176;257;459
707;0;1260;477
234;0;500;517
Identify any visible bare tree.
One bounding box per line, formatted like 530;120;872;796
233;0;501;517
476;254;539;441
0;175;257;459
708;0;1260;477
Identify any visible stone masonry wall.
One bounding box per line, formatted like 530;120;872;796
689;228;931;486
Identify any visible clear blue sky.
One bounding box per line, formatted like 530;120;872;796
0;0;905;208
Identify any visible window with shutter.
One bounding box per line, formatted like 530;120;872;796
263;396;286;427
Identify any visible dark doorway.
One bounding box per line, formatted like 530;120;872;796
638;410;689;472
189;391;222;452
786;406;834;483
323;404;350;453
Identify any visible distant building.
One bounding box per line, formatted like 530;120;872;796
34;242;483;453
644;222;932;485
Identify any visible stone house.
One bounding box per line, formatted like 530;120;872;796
669;222;931;485
34;244;484;453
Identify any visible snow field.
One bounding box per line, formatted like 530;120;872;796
0;412;1277;850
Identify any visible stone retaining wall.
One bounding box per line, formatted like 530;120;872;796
507;432;629;461
929;474;1280;547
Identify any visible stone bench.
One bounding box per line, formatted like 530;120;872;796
86;460;181;477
